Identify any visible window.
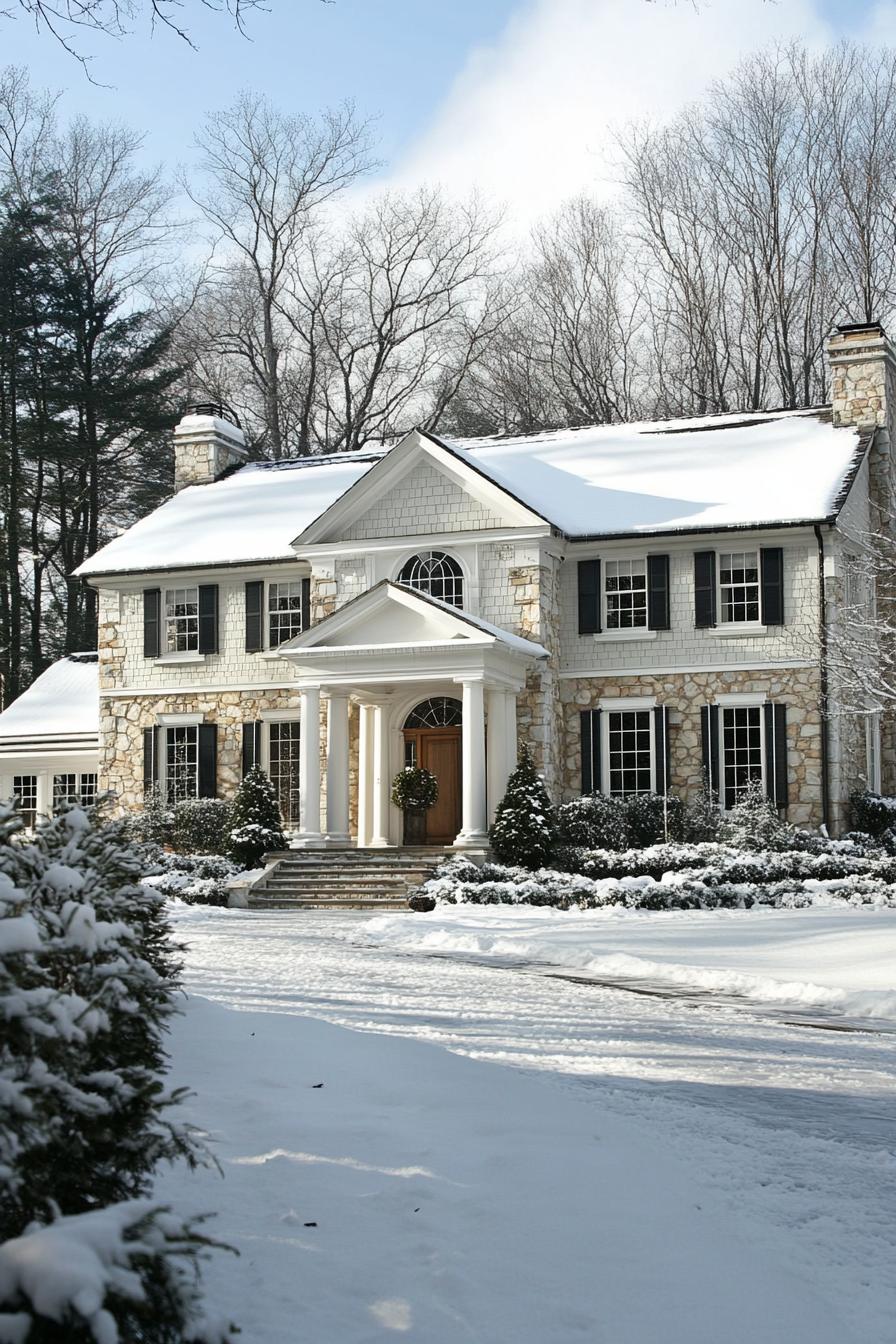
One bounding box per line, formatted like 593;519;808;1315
53;772;98;811
606;710;653;797
866;713;882;794
403;697;463;729
268;581;305;647
605;558;648;629
165;586;199;652
719;552;760;624
14;775;38;828
269;721;301;825
398;551;463;607
721;705;763;808
165;725;199;803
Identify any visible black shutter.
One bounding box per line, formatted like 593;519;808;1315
647;555;671;631
578;559;601;635
242;721;262;777
760;547;785;625
142;726;160;794
197;724;217;798
764;702;788;810
198;585;219;655
700;704;721;799
654;706;671;795
301;576;311;632
143;589;161;658
245;580;264;652
694;552;716;628
580;708;601;794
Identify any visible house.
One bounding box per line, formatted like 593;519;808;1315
73;324;895;849
0;654;100;827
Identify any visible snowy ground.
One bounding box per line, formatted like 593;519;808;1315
158;905;896;1344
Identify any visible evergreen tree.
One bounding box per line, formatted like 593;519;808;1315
490;746;555;870
228;765;286;868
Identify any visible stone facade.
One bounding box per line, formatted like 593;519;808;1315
560;666;825;827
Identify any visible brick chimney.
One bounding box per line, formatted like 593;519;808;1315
173;403;248;492
828;322;896;524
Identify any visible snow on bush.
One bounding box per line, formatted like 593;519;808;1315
490;748;554;869
850;789;896;839
0;1201;233;1344
142;853;245;908
0;798;233;1341
228;766;285;869
423;843;896;911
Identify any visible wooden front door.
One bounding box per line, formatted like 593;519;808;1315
404;728;461;844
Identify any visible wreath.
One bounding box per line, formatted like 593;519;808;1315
391;766;439;812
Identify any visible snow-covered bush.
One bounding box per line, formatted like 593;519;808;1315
850;789;896;838
0;1201;234;1343
0;798;230;1341
555;794;628;850
228;766;286;869
132;787;175;847
624;792;685;846
142;853;243;907
173;798;234;857
490;748;554;869
719;778;796;850
680;780;722;843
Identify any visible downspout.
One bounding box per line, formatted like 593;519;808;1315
814;523;831;832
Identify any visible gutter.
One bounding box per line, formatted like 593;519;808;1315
814;523;831;832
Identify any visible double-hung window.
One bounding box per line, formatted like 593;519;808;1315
268;721;301;825
721;705;763;807
606;709;654;796
13;774;38;829
605;559;648;630
165;725;199;803
268;582;305;647
165;587;200;652
53;772;98;811
719;552;760;624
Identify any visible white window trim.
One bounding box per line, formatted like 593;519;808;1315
602;554;650;635
259;708;303;723
599;695;657;712
718;702;766;811
157;712;204;726
156;651;206;666
158;722;200;804
714;692;767;708
392;548;469;610
716;549;762;629
266;579;306;651
601;705;657;798
163;584;201;655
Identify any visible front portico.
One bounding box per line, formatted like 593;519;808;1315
279;581;547;852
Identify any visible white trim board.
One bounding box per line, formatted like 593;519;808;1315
559;659;817;679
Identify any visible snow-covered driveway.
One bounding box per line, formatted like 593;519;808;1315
160;907;896;1343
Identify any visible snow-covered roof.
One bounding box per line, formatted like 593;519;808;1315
0;654;99;744
442;408;863;537
75;407;864;578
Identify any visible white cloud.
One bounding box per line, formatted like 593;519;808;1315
384;0;840;226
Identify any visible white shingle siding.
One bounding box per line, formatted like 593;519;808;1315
342;461;506;540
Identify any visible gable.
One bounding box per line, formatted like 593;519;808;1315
341;458;508;542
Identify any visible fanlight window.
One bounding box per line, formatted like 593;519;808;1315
403;697;463;730
398;551;464;608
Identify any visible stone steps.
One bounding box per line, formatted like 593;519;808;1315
247;846;449;910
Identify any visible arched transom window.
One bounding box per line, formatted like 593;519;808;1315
398;550;464;608
403;697;463;730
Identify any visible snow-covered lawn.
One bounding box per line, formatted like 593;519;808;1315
364;904;896;1021
158;905;896;1343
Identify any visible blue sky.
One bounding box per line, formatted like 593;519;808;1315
2;0;892;217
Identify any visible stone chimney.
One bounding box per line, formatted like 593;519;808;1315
173;403;248;492
828;322;896;524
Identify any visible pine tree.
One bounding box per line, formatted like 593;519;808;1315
228;765;286;868
490;746;555;870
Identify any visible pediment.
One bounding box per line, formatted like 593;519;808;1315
282;581;491;652
293;430;547;547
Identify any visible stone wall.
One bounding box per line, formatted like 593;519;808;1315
511;555;563;795
559;666;825;827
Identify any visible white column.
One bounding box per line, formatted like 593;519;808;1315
456;678;488;847
370;702;392;848
296;685;323;846
504;691;518;782
325;690;351;846
357;703;374;848
486;687;509;825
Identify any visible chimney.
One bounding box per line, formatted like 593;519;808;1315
173;403;248;492
828;322;896;524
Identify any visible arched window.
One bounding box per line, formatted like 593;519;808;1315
403;697;463;730
397;550;464;608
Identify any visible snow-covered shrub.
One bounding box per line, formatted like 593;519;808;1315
490;748;554;870
719;778;796;851
624;792;685;846
143;852;243;907
173;798;234;856
555;794;629;850
850;789;896;837
680;779;722;843
228;765;286;869
132;786;175;847
0;1200;234;1343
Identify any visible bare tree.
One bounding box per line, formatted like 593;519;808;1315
186;93;375;457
